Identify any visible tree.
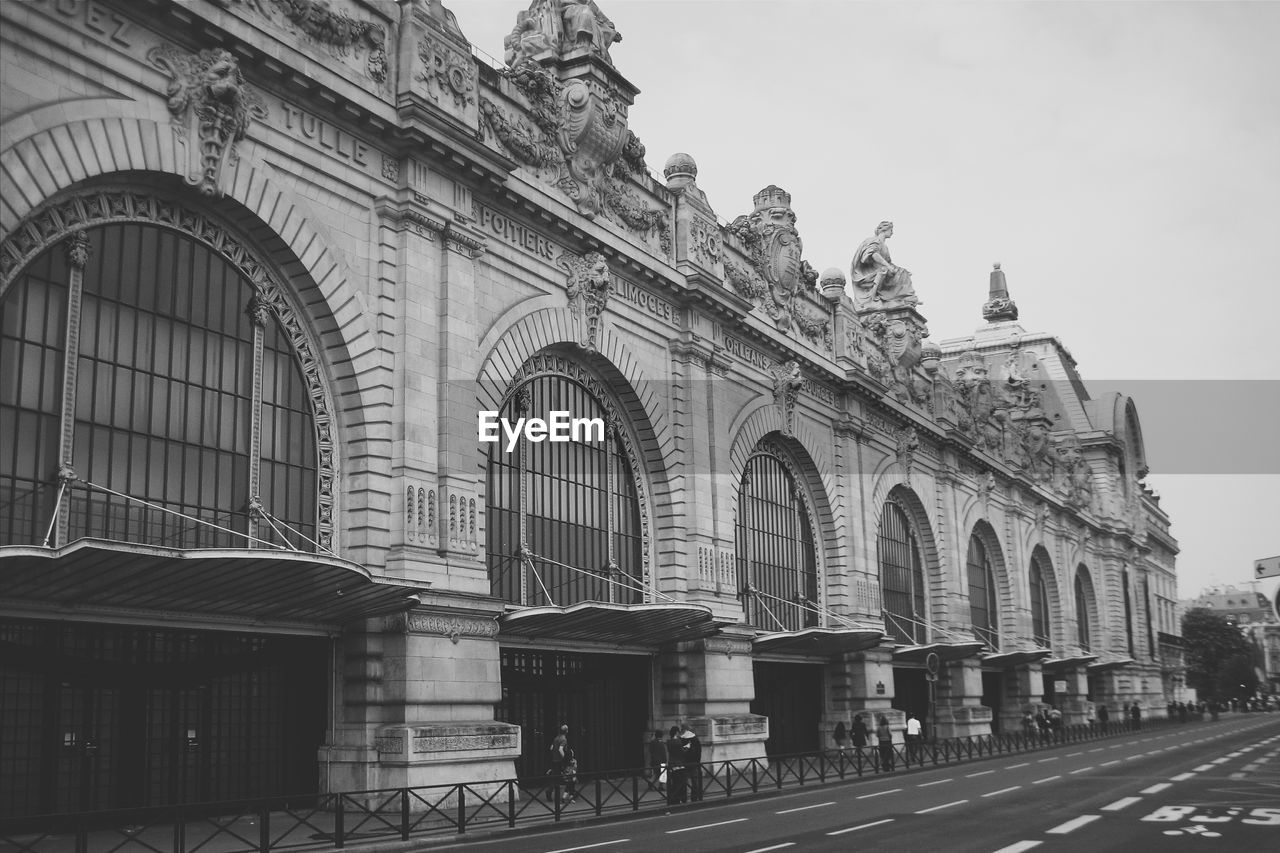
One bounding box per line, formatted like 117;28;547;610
1182;608;1260;700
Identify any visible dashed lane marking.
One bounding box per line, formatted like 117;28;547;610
1170;772;1196;781
1141;782;1172;794
1032;775;1061;785
1006;762;1030;769
856;788;901;799
1069;767;1094;774
544;841;630;853
1037;757;1059;763
1211;758;1230;764
1101;760;1121;766
991;842;1042;853
983;786;1022;797
1067;752;1084;757
916;799;968;814
918;778;953;787
775;801;834;814
666;818;748;834
827;818;894;835
1194;764;1215;771
1046;815;1102;834
966;770;996;777
743;845;795;853
1102;797;1143;811
1088;748;1104;753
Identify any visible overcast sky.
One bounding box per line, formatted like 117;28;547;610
452;1;1280;601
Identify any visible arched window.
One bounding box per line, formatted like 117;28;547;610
1075;566;1094;652
736;445;818;631
486;374;642;607
1029;552;1053;650
1123;568;1136;657
1;224;317;550
967;534;1000;650
878;500;926;644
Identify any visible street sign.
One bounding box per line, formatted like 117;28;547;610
1255;555;1280;579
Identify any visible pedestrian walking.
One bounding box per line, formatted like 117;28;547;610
851;713;870;768
905;712;923;764
1086;703;1096;729
833;720;848;755
875;714;894;771
1130;702;1142;731
1097;703;1109;727
647;729;667;794
665;725;686;805
678;723;703;802
561;748;579;805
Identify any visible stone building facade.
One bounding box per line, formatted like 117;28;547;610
0;0;1180;817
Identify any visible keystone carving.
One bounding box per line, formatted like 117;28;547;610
560;251;612;352
149;45;266;197
895;425;920;484
770;359;805;437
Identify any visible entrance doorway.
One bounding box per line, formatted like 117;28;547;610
0;621;326;819
497;649;649;778
751;661;822;755
892;667;930;734
981;670;1004;733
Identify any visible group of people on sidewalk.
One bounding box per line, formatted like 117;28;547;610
647;724;703;804
832;712;901;771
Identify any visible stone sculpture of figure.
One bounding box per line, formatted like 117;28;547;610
505;9;554;66
561;0;621;61
851;221;918;310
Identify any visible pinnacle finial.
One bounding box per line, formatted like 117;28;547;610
982;262;1018;322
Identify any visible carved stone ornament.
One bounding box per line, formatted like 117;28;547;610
770;359;805;437
725;186;830;348
418;32;477;109
63;232;91;270
894;425;920;484
982;262;1019;322
1055;434;1095;510
850;220;919;312
398;612;500;643
480;58;668;249
862;310;927;406
559;251;612;352
148;45;266;197
271;0;387;81
504;0;621;67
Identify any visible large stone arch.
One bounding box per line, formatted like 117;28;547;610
724;423;839;615
1028;544;1063;649
1074;563;1101;653
1;115;383;414
964;518;1014;647
476;315;674;593
868;480;946;636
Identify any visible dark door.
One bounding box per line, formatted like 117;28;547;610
981;670;1004;733
752;661;822;755
497;649;649;778
893;667;930;734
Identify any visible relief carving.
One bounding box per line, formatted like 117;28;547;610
559;250;612;352
770;359;805;437
418;33;477;109
895;425;920;484
149;46;266;197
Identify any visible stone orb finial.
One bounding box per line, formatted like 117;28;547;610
920;340;942;374
663;152;697;181
819;267;847;302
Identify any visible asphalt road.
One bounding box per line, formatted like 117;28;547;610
420;715;1280;853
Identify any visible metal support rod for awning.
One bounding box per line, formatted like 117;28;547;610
40;478;69;548
742;585;789;632
75;479;287;550
881;609;978;645
796;594;882;632
523;549;677;604
518;545;557;607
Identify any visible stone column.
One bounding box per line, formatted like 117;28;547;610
933;657;993;738
1053;665;1089;725
830;644;905;747
657;630;767;763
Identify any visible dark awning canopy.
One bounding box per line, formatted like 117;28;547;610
980;648;1054;668
499;601;722;646
753;626;888;656
1087;657;1136;673
0;539;426;630
1041;653;1099;672
893;641;986;664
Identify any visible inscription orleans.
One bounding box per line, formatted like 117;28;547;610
724;336;834;402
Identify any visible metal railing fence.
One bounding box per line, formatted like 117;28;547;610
0;717;1208;852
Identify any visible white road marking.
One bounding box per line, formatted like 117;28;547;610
1102;796;1143;811
857;788;902;799
1006;762;1030;769
1229;773;1247;780
1141;782;1172;794
991;842;1042;853
983;785;1022;797
775;801;834;814
1125;755;1143;761
1170;772;1196;781
918;778;953;787
1046;814;1102;834
744;845;795;853
1242;763;1261;772
1069;767;1094;774
916;799;967;814
1088;748;1104;753
1032;775;1061;784
1068;751;1083;756
827;818;894;835
1101;760;1121;766
1037;757;1059;763
666;818;748;834
544;841;630;853
966;770;996;777
1194;764;1215;771
1211;758;1229;764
